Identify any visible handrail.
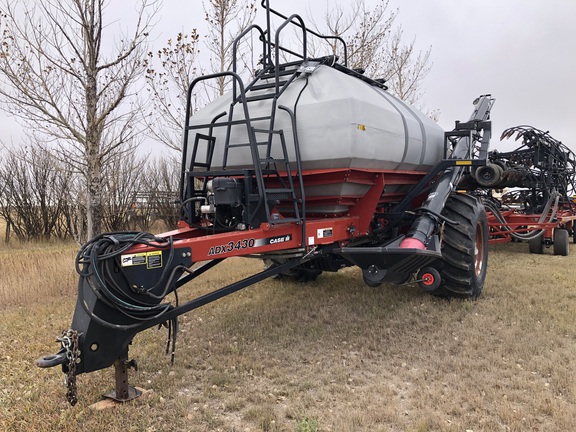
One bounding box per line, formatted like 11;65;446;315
232;24;267;100
180;72;264;206
274;14;306;94
279;105;307;247
260;0;348;67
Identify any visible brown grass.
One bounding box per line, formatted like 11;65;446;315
1;240;576;431
0;241;78;308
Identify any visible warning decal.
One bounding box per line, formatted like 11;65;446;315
146;251;163;269
317;228;333;239
121;251;163;269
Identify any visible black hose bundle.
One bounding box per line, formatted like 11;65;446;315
76;232;182;362
75;232;180;327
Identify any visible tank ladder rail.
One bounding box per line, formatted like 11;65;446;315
181;72;267;225
181;69;306;235
219;65;305;229
260;0;348;68
180;111;228;221
223;13;314;230
185;4;349;235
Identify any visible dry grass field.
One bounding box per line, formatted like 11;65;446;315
1;236;576;431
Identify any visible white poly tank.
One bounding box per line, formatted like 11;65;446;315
186;65;444;172
185;64;445;213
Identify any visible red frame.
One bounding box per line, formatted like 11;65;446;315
130;168;427;260
487;208;576;244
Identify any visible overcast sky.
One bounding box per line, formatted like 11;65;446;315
154;0;576;152
387;0;576;152
2;0;575;154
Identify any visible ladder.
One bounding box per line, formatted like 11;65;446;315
221;61;304;226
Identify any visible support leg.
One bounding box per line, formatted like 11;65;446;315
103;348;142;402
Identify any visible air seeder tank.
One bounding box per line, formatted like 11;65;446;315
37;1;494;406
185;62;445;215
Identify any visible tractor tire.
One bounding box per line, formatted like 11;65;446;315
553;229;570;256
432;193;488;299
528;236;543;254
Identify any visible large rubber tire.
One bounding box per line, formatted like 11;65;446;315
553;229;570;256
528;236;544;254
432;193;489;299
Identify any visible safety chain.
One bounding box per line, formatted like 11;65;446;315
57;329;80;406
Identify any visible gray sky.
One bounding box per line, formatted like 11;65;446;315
152;0;576;152
386;0;576;152
2;0;575;153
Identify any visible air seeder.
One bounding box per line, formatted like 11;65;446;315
38;1;495;404
469;126;576;254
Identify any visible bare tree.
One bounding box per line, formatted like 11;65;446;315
309;0;434;110
61;172;88;244
379;28;432;107
146;0;257;154
0;0;159;241
203;0;257;96
101;152;148;232
0;146;71;242
320;0;396;72
144;31;201;152
144;156;181;230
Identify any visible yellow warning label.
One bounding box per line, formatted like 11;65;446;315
455;160;472;166
357;124;366;131
121;251;163;269
146;251;163;269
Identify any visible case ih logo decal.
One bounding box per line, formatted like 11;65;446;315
207;234;293;256
259;234;292;246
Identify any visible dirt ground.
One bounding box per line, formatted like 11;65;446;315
1;241;576;431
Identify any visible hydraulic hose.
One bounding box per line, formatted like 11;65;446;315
484;192;561;241
75;232;181;329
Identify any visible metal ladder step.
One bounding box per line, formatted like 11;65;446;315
264;187;294;195
250;115;273;122
270;217;300;224
227;141;270;149
257;68;298;80
249;80;288;91
245;93;277;102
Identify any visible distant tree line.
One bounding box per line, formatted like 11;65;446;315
0;148;180;243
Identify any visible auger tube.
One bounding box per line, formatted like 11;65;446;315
400;95;494;249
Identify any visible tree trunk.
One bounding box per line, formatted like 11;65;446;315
5;219;10;243
86;158;103;240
